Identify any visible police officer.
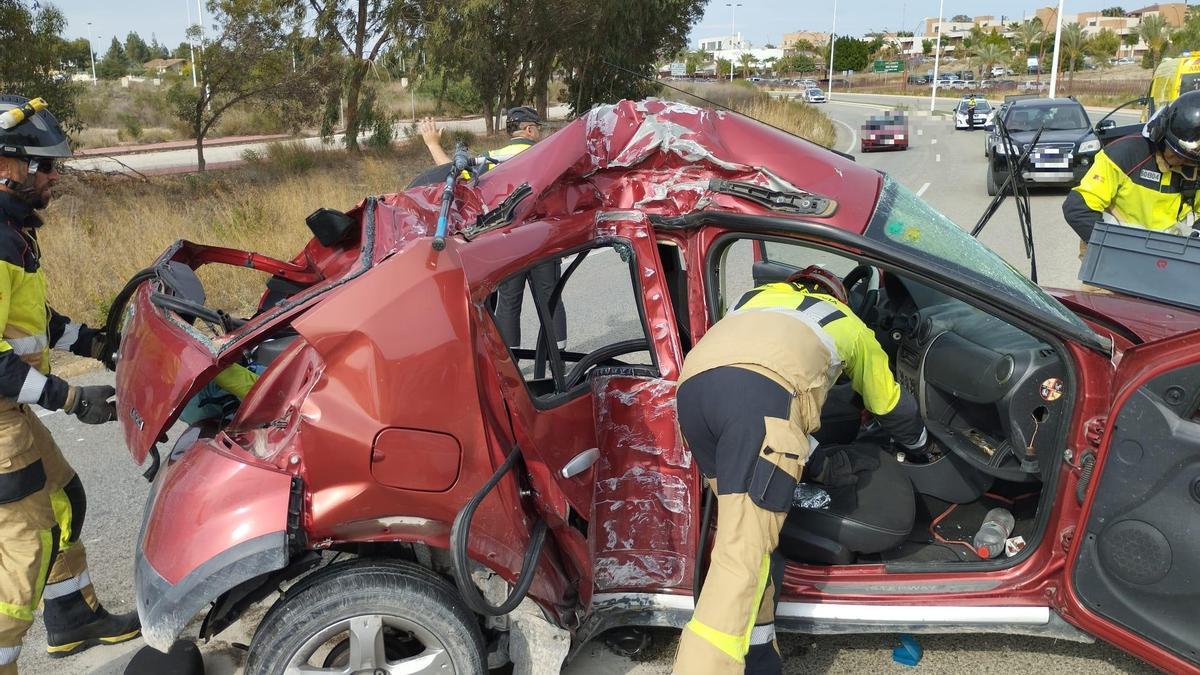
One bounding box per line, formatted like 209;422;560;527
420;106;565;346
0;95;138;674
1064;89;1200;247
674;266;926;675
966;94;978;129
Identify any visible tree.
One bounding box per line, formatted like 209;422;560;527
737;51;755;77
168;0;335;170
1101;7;1126;17
715;57;732;77
1139;13;1172;69
951;14;971;23
96;37;129;79
1059;22;1087;87
1088;28;1121;65
0;0;80;129
922;38;933;56
972;42;1009;79
305;0;416;153
1167;7;1200;57
831;36;869;72
683;48;708;75
1013;19;1045;74
59;37;93;72
124;31;152;68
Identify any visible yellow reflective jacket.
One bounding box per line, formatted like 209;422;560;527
1064;134;1200;239
733;282;902;416
460;137;534;179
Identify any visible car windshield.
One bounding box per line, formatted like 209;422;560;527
808;89;823;94
1004;103;1089;131
864;177;1091;333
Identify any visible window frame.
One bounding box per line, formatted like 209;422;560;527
490;236;662;410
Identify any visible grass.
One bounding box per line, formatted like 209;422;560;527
661;81;838;148
43;140;436;325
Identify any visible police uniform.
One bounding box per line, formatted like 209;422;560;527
1063;133;1200;242
673;282;924;675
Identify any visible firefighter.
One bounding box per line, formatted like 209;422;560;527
420;106;565;346
1063;89;1200;251
0;95;139;674
674;266;927;675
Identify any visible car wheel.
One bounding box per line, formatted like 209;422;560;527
986;165;1000;196
244;559;486;675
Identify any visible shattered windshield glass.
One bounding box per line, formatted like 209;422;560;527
864;177;1090;332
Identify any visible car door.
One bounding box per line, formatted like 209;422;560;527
1094;96;1152;146
475;213;689;611
1063;328;1200;673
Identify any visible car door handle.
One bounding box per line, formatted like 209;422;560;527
560;448;600;479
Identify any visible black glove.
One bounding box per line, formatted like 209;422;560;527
805;445;881;487
65;385;117;424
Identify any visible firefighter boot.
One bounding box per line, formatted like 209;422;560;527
45;604;140;658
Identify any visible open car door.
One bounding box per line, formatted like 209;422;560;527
1064;328;1200;673
1094;96;1151;146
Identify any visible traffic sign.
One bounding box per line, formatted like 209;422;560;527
670;62;687;77
873;60;904;73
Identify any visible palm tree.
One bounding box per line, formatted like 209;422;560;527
1015;19;1045;78
1060;22;1088;89
1139;13;1171;69
738;52;755;78
973;42;1010;80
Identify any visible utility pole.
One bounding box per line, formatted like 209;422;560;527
827;0;838;99
930;0;944;112
86;22;97;85
1048;0;1065;98
727;2;742;82
185;0;197;87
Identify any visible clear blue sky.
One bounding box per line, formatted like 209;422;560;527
51;0;1123;52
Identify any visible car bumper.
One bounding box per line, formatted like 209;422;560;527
135;436;295;651
862;137;908;149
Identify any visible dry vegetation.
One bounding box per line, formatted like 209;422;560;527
661;81;838;148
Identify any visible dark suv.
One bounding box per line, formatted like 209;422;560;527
985;97;1101;195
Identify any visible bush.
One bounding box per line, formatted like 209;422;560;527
117;113;143;142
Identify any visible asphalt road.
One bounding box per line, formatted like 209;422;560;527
16;95;1160;674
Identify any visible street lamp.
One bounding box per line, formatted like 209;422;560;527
930;0;945;112
827;0;839;100
1048;0;1065;98
727;2;742;82
86;22;97;84
184;0;198;87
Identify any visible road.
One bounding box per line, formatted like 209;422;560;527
17;95;1158;675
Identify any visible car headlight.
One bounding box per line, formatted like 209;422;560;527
1078;138;1101;154
994;142;1007;155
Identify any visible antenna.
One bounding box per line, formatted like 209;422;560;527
602;60;854;160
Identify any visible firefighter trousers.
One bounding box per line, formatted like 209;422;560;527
674;365;820;675
0;403;101;674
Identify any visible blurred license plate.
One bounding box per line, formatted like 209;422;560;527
882;139;895;144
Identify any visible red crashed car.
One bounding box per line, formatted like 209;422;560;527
110;99;1200;674
860;110;909;152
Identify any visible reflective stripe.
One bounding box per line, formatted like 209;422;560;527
49;487;73;550
730;307;842;377
16;368;45;404
902;427;928;450
749;622;776;645
52;323;80;350
742;553;772;651
0;645;20;665
6;333;47;355
684;619;746;663
0;528;52;622
42;570;91;600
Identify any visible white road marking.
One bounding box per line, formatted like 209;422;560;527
917;129;924;136
936;154;942;162
916;182;931;196
931;138;938;145
831;118;858;154
36;409;55;418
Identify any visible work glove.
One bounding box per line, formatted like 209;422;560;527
67;326;108;361
65;385;117;425
804;445;881;487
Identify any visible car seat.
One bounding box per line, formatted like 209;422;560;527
777;445;916;565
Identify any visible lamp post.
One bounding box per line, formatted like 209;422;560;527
930;0;944;112
727;2;742;82
827;0;838;100
1048;0;1065;98
185;0;197;87
86;22;97;84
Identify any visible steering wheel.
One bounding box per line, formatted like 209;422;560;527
563;338;651;390
842;264;881;317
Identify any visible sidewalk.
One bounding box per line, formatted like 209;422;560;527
76;133;291;157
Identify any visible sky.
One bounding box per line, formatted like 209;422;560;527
52;1;1121;52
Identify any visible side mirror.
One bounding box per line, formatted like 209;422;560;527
984;123;995;131
1096;119;1117;131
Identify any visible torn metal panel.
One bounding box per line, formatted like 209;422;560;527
590;374;696;593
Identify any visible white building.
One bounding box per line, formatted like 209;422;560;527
696;33;786;72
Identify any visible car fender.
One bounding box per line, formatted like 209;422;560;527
135;435;297;651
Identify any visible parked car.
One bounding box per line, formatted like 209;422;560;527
803;87;827;103
985;96;1100;195
947;79;968;89
1021;80;1049;92
860;110;909;151
964;79;980;89
907;75;929;85
109;98;1200;675
955;96;994;130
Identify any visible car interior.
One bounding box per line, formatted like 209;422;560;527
699;236;1069;569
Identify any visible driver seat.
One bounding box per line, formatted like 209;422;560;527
777;445;915;565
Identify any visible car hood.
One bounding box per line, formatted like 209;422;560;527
1002;128;1091;145
1049;288;1200;344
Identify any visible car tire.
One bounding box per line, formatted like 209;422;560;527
986;165;1000;196
244;559;486;675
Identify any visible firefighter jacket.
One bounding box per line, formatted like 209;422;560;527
0;193;95;411
688;281;926;449
1063;134;1200;241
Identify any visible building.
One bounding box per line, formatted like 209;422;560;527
696;33;786;73
697;33;749;52
781;31;830;51
143;58;186;75
1128;3;1188;27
